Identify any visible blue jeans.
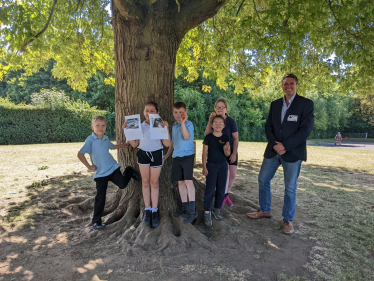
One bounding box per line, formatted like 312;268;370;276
258;154;301;222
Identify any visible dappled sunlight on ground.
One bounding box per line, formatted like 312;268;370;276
0;141;373;280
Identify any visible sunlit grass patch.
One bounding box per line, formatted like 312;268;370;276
1;141;373;280
209;140;374;280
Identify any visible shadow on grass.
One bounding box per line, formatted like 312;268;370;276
1;174;94;225
1;161;374;281
0;172;123;281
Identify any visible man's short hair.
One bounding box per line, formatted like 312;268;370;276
173;101;186;110
282;74;298;84
92;115;106;124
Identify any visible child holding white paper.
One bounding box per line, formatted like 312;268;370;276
122;102;171;228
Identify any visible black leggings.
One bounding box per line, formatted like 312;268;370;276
92;168;131;224
204;161;228;211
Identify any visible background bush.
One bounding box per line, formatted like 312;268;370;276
0;94;115;145
1;62;373;143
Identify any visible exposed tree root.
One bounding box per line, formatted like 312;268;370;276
65;197;95;215
61;174;263;255
59;196;88;208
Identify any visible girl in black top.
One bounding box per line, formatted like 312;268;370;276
202;115;231;227
204;98;239;208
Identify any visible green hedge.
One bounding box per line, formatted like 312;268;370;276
0;99;115;145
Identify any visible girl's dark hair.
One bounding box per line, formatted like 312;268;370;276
145;101;158;112
211;115;226;124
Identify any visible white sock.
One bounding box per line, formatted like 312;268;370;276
151;208;158;213
145;207;152;211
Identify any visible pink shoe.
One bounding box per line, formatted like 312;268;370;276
221;196;228;208
226;195;233;207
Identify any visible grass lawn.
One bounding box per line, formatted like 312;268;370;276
307;138;374;144
1;141;373;280
189;140;374;280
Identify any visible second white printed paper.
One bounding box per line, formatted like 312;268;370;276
149;114;169;140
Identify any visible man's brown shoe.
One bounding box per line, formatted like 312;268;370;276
283;221;294;235
246;210;272;219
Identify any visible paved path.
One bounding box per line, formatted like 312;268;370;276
308;141;374;150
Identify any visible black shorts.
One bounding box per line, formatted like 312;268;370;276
227;151;238;166
137;149;164;167
171;154;194;181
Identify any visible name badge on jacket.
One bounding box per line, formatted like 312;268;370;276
287;115;298;122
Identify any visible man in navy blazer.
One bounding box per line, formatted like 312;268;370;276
247;74;314;235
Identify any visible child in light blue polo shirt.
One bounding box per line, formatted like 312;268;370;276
78;116;140;230
164;102;198;224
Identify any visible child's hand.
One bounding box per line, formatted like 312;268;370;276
122;122;127;130
229;153;237;163
161;120;169;127
163;153;170;161
88;165;96;171
209;112;216;120
223;142;230;152
203;167;208;176
181;113;188;123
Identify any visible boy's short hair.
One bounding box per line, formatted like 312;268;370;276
211;115;226;124
92;115;107;124
173;101;186;110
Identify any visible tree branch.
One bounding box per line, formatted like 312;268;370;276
178;0;228;33
20;0;58;52
113;0;145;21
236;0;245;16
328;0;360;41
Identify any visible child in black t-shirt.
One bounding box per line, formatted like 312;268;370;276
202;115;231;227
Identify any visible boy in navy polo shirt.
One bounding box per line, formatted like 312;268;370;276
78;116;140;230
164;102;198;224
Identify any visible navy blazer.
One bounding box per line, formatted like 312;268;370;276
264;94;314;162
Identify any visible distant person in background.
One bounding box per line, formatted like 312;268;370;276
365;133;368;139
335;132;342;145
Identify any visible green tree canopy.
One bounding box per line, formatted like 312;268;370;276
1;0;373;94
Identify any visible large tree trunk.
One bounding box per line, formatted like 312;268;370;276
76;0;232;248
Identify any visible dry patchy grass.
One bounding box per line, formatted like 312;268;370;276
0;141;373;280
231;141;374;280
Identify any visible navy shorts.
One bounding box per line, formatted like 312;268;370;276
171;154;194;181
137;149;164;167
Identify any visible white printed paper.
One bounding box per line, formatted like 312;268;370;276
123;114;143;141
149;114;169;140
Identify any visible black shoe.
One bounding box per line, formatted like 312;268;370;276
172;207;185;217
143;210;151;226
93;223;106;230
182;211;198;224
151;211;160;228
124;166;141;181
172;202;188;217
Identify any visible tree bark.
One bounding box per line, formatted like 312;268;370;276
106;0;226;242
